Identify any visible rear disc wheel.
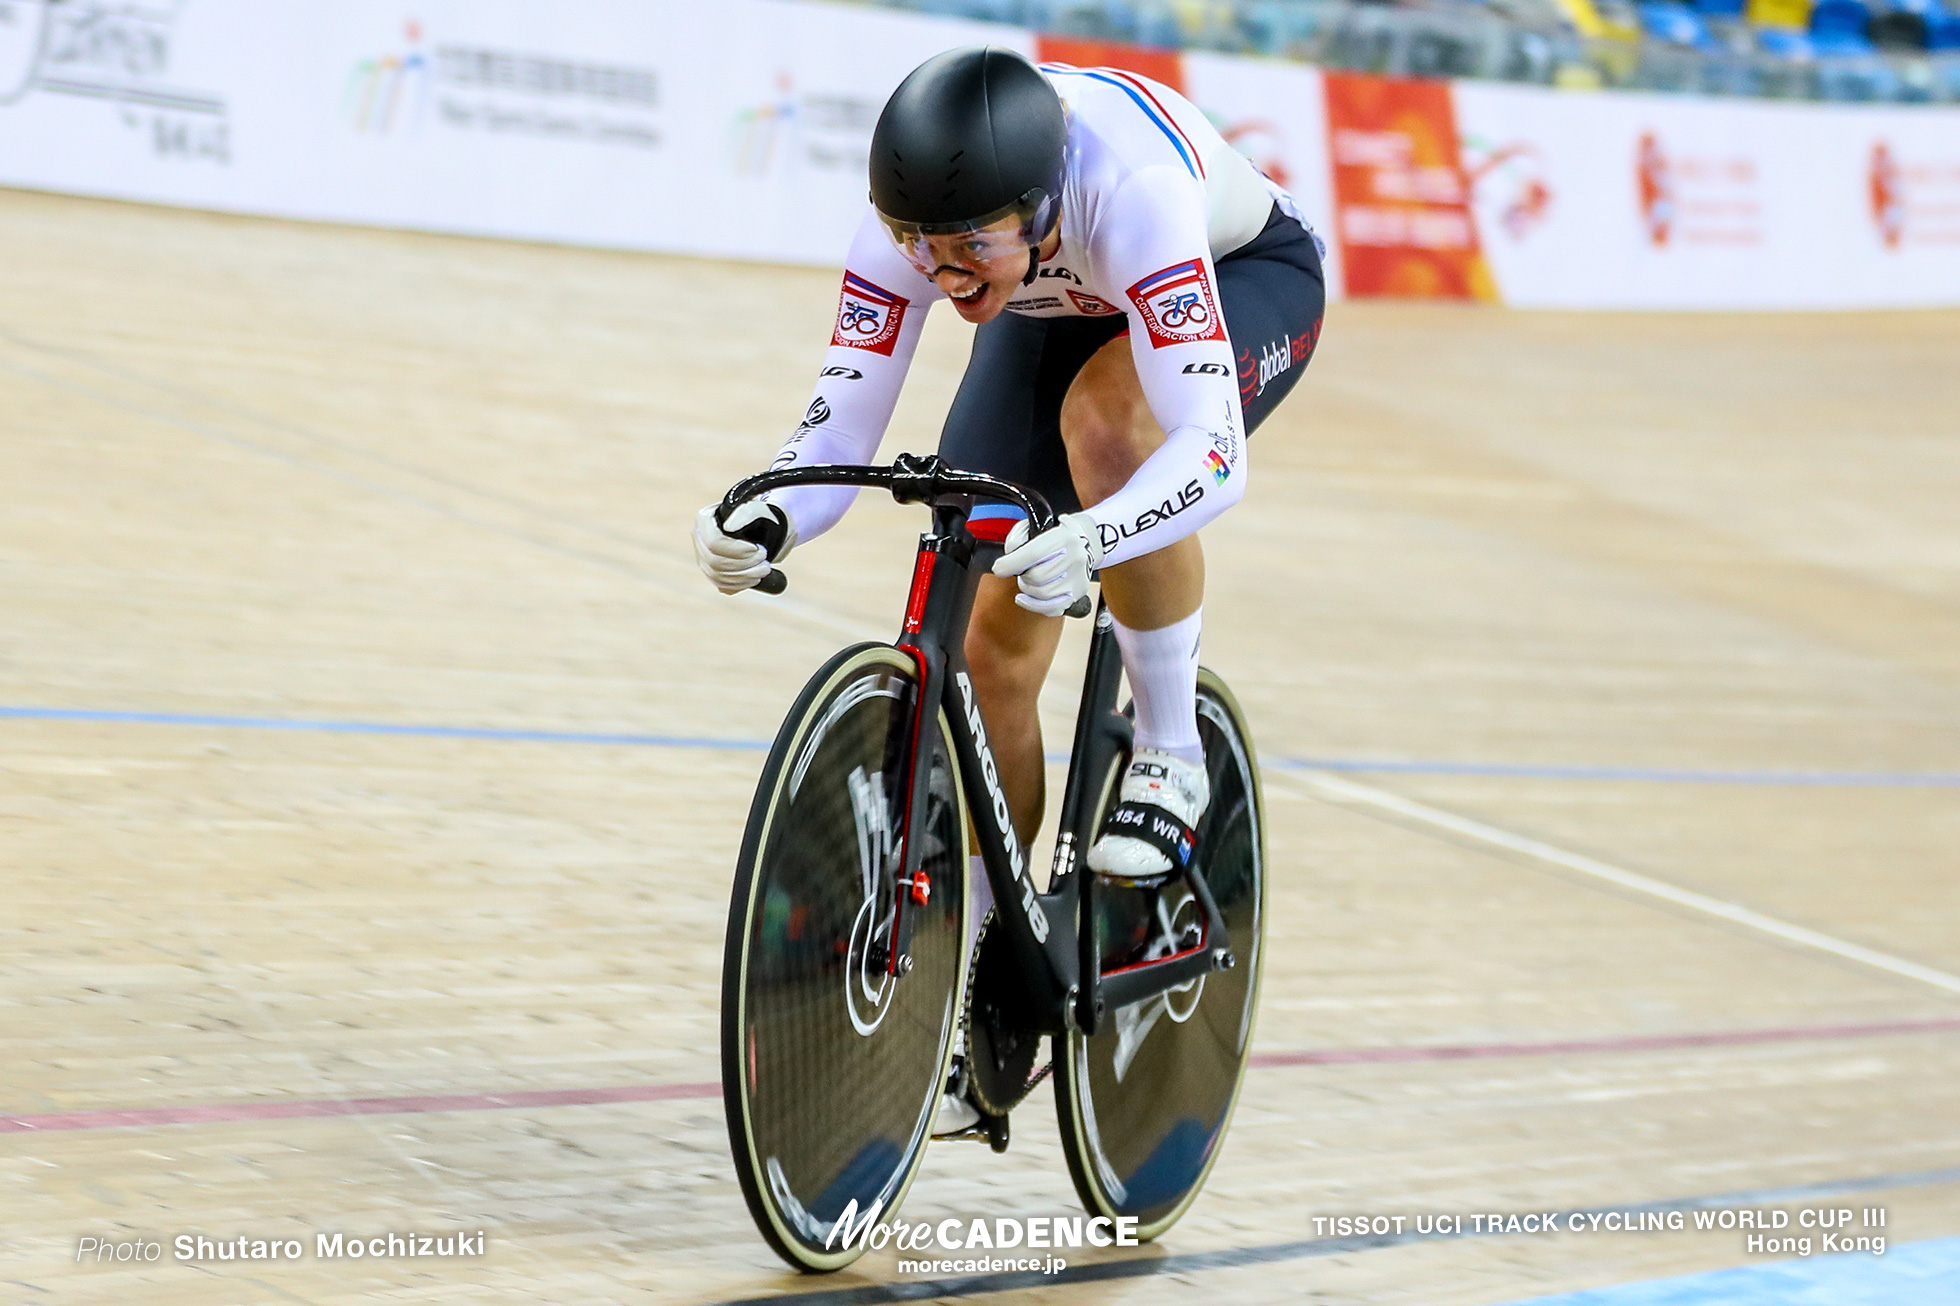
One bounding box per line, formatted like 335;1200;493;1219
1053;668;1267;1238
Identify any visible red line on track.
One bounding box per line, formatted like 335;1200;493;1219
0;1081;719;1135
1247;1015;1960;1069
5;1017;1955;1136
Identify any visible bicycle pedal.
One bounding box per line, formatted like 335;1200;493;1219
936;1112;1010;1152
932;1089;986;1139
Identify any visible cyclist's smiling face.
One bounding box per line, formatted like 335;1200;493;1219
926;215;1061;324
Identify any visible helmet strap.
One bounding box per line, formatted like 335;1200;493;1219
1020;189;1061;287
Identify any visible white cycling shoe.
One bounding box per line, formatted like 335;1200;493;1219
1087;748;1210;886
933;1091;981;1137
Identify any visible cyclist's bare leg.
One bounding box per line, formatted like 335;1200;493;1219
963;578;1063;842
1060;337;1205;631
961;335;1204;839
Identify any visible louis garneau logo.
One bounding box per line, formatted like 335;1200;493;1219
824;1199;1138;1273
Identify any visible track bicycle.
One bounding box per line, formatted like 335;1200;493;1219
715;453;1268;1273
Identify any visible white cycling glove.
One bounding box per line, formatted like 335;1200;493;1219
693;501;797;595
993;511;1102;617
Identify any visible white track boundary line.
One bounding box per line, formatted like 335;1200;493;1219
1285;767;1960;997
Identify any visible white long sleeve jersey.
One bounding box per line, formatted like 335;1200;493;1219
767;62;1309;567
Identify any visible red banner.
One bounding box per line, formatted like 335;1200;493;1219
1034;35;1185;91
1323;73;1493;299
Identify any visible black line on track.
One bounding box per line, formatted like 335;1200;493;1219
700;1164;1960;1305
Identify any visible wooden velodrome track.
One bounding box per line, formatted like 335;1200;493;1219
3;186;1958;1305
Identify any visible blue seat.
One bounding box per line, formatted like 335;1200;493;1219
1692;0;1746;17
1811;27;1879;49
1809;0;1875;43
1639;0;1719;44
1918;0;1960;44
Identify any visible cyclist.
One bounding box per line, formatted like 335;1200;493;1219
695;47;1322;893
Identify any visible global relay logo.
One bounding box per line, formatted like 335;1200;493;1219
346;20;429;133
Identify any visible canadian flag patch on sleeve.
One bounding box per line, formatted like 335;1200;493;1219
832;272;909;355
1125;260;1226;349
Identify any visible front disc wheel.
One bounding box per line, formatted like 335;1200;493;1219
722;644;971;1271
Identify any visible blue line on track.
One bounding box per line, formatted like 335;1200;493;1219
0;705;768;752
1499;1235;1960;1306
1270;756;1960;788
4;704;1959;788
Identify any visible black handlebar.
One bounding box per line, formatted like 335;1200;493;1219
721;511;791;594
715;453;1062;598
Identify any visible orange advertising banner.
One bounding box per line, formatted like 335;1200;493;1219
1034;35;1185;90
1323;72;1493;299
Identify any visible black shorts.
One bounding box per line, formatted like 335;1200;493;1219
938;203;1325;516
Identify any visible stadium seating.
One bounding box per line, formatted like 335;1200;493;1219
1933;0;1960;44
1757;23;1817;49
867;0;1960;101
1808;0;1876;49
1641;0;1720;43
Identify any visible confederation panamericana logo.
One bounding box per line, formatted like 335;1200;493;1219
1125;260;1225;349
831;272;908;356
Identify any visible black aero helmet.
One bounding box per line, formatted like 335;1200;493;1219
870;47;1066;282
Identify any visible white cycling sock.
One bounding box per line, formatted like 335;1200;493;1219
1112;608;1204;765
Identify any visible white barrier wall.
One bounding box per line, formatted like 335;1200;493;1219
1455;82;1960;308
0;0;1019;264
3;0;1957;306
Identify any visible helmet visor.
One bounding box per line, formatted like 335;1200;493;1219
878;189;1055;277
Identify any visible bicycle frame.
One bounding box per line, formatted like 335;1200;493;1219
721;454;1234;1038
